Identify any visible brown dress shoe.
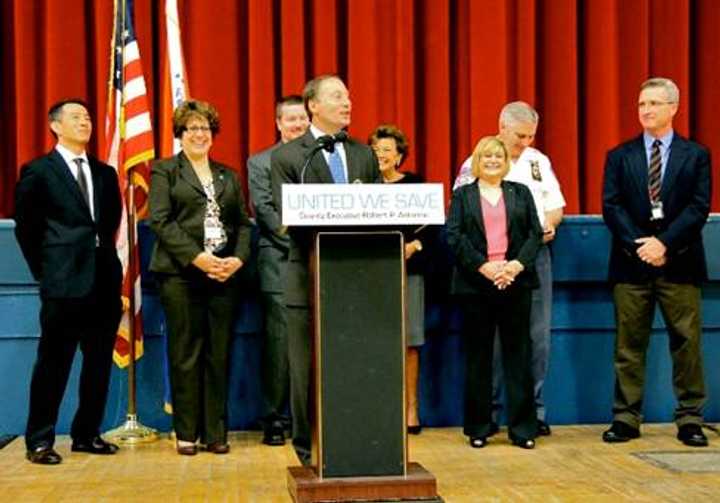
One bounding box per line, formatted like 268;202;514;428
176;442;198;455
26;447;62;465
206;442;230;454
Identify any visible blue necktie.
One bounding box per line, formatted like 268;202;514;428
327;147;347;184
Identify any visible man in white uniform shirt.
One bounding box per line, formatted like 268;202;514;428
453;101;565;436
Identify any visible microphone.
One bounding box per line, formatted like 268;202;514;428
333;131;348;144
300;132;348;183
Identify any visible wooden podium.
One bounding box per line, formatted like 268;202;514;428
286;230;441;503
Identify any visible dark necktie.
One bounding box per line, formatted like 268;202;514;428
73;158;91;207
648;139;662;203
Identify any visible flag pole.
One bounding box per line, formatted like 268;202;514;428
105;0;157;444
106;167;157;444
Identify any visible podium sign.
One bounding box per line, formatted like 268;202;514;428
282;183;445;227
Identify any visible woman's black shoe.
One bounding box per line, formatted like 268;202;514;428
407;425;422;435
469;436;487;448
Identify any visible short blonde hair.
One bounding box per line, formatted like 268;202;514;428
470;136;510;180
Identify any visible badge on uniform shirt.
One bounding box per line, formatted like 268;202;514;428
530;160;542;181
650;201;664;221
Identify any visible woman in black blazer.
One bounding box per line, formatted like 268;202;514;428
447;136;542;449
149;100;252;455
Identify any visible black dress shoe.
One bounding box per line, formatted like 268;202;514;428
407;425;422;435
26;446;62;465
511;436;536;449
602;421;640;443
677;424;708;447
537;420;552;436
262;420;285;446
71;436;119;455
469;436;487;448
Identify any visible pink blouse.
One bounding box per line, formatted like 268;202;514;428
481;193;508;262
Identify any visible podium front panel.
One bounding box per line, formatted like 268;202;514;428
315;232;405;478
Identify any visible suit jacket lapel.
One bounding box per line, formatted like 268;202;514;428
211;161;227;199
467;183;486;236
661;135;687;200
89;158;103;222
177;151;205;195
345;140;360;183
629;136;651;206
502;181;516;239
48;149;92;216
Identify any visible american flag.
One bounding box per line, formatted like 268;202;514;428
105;0;154;367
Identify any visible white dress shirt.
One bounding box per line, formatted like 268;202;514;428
55;143;95;221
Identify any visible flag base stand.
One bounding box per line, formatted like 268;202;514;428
105;414;158;444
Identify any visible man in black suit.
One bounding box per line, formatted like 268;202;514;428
270;75;380;464
602;78;711;447
247;95;309;445
14;99;123;464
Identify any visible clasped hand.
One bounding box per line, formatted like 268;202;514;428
192;252;243;282
478;260;524;290
635;236;666;267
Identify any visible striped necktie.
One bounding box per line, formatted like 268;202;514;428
648;139;662;203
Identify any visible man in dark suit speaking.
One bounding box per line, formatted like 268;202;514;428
271;75;380;464
602;78;711;447
14;99;123;464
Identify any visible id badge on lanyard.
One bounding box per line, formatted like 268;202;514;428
205;216;224;240
650;200;664;221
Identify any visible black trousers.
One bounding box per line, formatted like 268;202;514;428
286;306;311;465
25;266;121;450
460;287;537;440
260;290;290;426
159;273;238;444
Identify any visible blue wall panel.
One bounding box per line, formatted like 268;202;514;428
1;217;719;435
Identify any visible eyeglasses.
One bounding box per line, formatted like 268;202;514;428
638;101;676;109
185;126;211;134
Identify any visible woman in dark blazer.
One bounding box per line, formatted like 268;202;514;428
447;136;542;449
149;100;252;455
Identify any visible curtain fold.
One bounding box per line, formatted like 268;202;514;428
2;0;719;217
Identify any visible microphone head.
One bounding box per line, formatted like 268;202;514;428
317;135;335;153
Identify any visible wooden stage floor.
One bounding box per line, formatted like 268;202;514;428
0;424;718;502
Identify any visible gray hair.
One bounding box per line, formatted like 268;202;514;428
303;75;342;119
499;101;539;127
640;77;680;103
